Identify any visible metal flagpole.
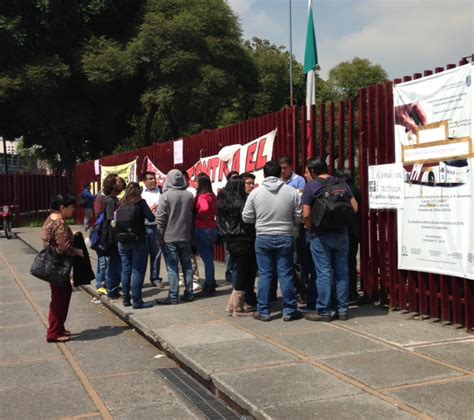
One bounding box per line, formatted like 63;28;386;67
289;0;294;106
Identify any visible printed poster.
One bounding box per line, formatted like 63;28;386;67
394;64;473;280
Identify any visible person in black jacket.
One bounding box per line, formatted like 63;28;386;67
336;169;361;303
217;177;256;316
116;182;155;309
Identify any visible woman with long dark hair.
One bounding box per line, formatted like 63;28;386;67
194;173;218;295
217;177;257;316
42;194;84;342
116;182;155;309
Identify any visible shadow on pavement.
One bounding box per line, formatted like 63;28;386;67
70;325;131;341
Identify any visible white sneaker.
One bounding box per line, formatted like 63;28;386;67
179;279;184;287
193;281;202;292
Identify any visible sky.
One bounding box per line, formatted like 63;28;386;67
227;0;474;79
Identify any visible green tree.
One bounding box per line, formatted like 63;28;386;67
0;0;143;169
84;0;258;146
327;57;388;101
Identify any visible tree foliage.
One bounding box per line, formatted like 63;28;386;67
327;57;388;101
0;2;390;167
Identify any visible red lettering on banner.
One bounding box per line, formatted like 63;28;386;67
218;160;230;182
231;149;240;173
255;138;268;170
245;142;258;173
208;157;220;182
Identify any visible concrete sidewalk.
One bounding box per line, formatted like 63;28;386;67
17;227;474;419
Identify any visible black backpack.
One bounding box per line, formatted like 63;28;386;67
115;204;143;244
311;177;353;230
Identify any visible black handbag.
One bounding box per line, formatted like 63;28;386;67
30;247;73;286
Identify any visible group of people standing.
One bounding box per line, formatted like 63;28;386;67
43;154;361;342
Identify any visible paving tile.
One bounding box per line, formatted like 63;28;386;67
0;358;78;392
263;392;417;419
323;349;462;389
92;370;197;415
0;336;61;363
0;380;97;419
212;363;361;414
156;321;255;347
274;328;390;360
389;378;474;420
411;340;474;372
175;339;297;379
346;318;469;346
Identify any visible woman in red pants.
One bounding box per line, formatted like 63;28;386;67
41;194;84;343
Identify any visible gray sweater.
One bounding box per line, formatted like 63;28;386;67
157;169;194;242
242;176;302;236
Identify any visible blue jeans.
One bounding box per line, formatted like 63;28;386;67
310;231;349;315
195;228;217;287
118;240;148;304
96;255;108;289
106;251;122;296
255;235;297;317
145;225;162;282
163;241;193;302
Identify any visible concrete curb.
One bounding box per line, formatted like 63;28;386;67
80;284;257;418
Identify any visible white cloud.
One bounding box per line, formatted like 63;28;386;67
319;0;474;79
226;0;257;16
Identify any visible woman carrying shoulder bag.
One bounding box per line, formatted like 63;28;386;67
41;194;84;343
115;182;155;309
217;177;257;316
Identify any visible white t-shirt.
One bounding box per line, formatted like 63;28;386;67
142;187;160;225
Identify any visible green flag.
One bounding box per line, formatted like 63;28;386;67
304;1;318;74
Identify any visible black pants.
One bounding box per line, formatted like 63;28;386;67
348;238;359;300
228;241;257;303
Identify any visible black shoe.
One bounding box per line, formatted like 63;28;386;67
107;292;121;299
282;311;303;322
304;312;332;322
132;301;154;309
202;284;216;296
155;298;178;305
151;279;163;288
334;312;349;321
181;294;194;302
253;312;271;322
123;297;131;307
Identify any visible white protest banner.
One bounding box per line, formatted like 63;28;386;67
394;64;473;280
186;129;277;193
368;163;405;209
174;139;183;165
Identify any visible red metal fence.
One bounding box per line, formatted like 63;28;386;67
0;172;71;226
75;55;473;329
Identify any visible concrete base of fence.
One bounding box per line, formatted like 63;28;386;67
17;227;474;419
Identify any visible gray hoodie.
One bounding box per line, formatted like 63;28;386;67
242;176;302;236
157;169;194;242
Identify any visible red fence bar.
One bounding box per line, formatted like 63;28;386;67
328;102;335;174
337;101;345;169
347;100;355;173
318;103;325;159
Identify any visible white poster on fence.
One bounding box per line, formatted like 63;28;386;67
394;64;474;280
174;139;183;165
187;129;277;193
368;163;405;209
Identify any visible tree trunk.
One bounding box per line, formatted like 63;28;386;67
144;103;159;146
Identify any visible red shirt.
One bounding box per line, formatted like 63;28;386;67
195;193;217;229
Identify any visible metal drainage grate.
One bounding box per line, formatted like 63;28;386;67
157;368;243;420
